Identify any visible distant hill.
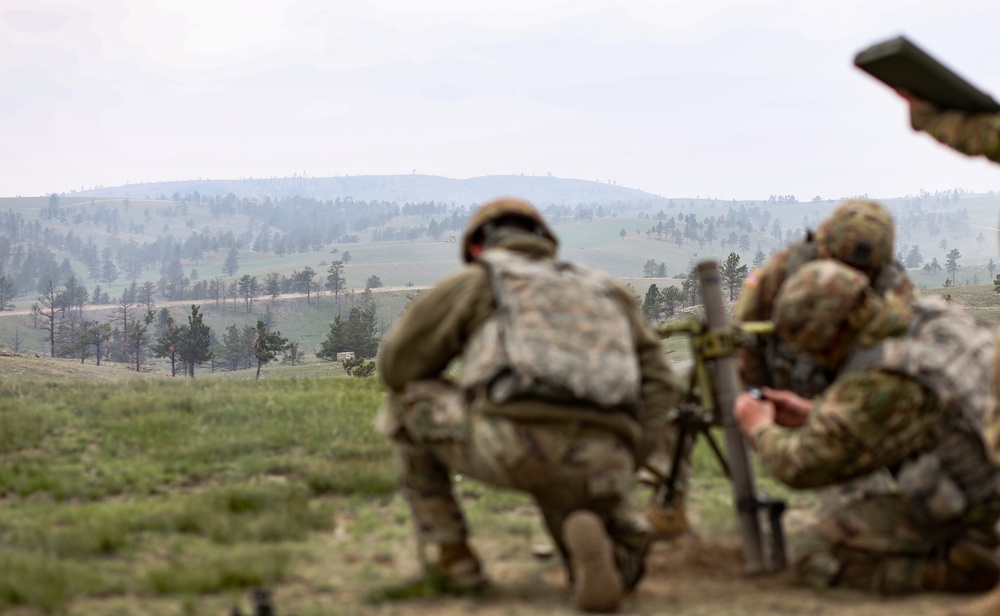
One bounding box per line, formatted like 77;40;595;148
72;174;671;207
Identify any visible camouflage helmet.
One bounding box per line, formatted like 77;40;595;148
773;260;872;363
461;197;557;262
814;199;895;278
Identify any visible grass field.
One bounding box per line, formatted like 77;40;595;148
0;355;802;616
0;371;392;615
2;187;1000;614
1;283;998;615
0;351;978;616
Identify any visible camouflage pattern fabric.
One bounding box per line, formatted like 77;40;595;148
378;381;651;583
753;261;1000;593
991;356;1000;464
911;107;1000;164
814;199;896;278
732;241;914;518
794;494;999;593
841;297;999;524
462;249;642;412
753;356;999;592
909;108;1000;467
460;197;558;263
771;259;875;363
378;222;677;592
378;232;677;466
734;236;914;394
751;370;936;489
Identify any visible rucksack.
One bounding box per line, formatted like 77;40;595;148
461;249;642;414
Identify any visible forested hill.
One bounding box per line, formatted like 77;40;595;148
73;174;669;207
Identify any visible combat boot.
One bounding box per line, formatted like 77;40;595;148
945;540;1000;592
426;541;489;591
645;493;691;541
920;540;1000;593
563;510;625;613
944;586;1000;616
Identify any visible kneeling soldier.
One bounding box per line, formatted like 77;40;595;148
736;260;1000;594
377;198;679;612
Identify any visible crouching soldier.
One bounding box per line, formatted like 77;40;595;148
736;260;1000;594
377;198;679;612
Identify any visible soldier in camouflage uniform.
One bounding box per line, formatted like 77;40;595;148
644;200;915;540
902;90;1000;165
735;259;1000;594
900;92;1000;458
899;88;1000;616
377;198;679;613
734;198;915;394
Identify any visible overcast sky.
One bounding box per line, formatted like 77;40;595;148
3;0;1000;202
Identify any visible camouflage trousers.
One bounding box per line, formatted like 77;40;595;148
794;493;999;594
989;331;1000;462
377;379;652;585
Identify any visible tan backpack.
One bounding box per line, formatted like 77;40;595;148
461;249;642;415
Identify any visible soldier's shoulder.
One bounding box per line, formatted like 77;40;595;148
826;369;925;420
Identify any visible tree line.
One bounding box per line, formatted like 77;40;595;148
639;252;750;322
26;270;384;378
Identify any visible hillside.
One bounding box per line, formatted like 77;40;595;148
3;282;998;383
0;349;168;381
0;185;997;368
70;174;669;207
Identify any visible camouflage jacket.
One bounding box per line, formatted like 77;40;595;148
750;368;938;490
909;108;1000;465
911;107;1000;163
378;234;679;463
752;298;999;523
842;298;998;523
733;239;914;395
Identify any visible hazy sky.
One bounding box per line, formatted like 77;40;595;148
3;0;1000;201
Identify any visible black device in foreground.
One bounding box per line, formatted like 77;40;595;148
854;35;1000;113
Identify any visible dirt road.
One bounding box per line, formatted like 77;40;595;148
0;285;431;319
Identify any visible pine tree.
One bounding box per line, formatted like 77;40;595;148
946;248;962;285
238;274;259;313
316;306;380;360
641;284;660;321
152;315;184;376
84;320;112;366
317;315;348;361
127;311;154;372
37;280;61;357
325;262;346;304
179;305;213;377
0;275;14;311
223;247;240;276
293;267;317;304
719;252;749;301
252;320;290;379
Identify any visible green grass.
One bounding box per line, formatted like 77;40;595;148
0;365;736;614
0;376;392;614
1;281;999;613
